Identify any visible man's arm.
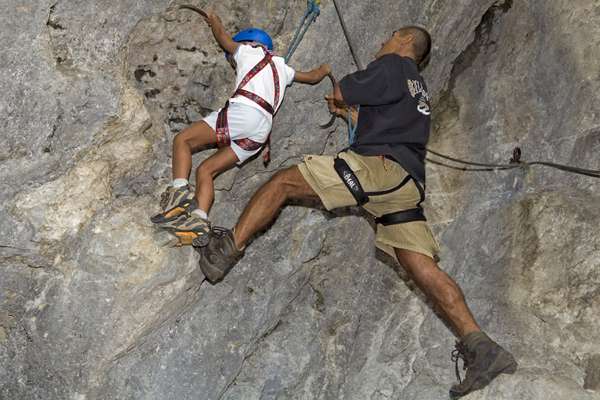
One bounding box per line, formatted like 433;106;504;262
338;59;402;106
325;94;358;125
202;10;239;54
294;64;332;85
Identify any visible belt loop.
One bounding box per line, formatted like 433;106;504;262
380;155;389;171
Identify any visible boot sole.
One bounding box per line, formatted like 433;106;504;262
450;352;518;399
198;260;233;284
196;247;236;284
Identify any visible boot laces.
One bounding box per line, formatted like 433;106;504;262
451;341;473;384
210;226;230;239
160;189;172;210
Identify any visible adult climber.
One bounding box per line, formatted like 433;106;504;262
195;26;518;398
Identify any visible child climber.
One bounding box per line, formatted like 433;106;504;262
151;9;331;246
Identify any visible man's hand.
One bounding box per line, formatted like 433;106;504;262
325;95;346;117
325;94;358;125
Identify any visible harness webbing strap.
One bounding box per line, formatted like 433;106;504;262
215;101;231;147
215;46;281;163
365;174;412;197
333;153;428;225
235;89;275;115
333;157;369;206
375;208;426;226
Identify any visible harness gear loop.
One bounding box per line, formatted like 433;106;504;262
216;45;281;165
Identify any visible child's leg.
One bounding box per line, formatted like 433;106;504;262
172;121;217;181
195;147;239;216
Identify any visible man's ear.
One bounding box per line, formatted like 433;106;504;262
399;33;414;45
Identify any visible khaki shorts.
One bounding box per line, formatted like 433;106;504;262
298;150;440;262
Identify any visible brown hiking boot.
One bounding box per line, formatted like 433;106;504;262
195;227;243;284
449;332;518;399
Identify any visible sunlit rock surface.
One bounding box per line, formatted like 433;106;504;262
1;0;599;399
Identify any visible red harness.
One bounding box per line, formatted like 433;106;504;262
216;46;281;164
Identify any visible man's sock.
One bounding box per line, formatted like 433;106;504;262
192;208;209;221
172;178;189;188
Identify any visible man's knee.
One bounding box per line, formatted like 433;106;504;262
267;166;305;198
395;248;440;279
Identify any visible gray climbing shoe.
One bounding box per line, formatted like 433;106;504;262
195;227;243;283
449;332;518;399
161;211;211;247
151;185;194;225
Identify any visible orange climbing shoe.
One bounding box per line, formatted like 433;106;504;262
151;185;195;225
160;212;211;247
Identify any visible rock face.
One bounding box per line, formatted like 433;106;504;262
1;0;599;399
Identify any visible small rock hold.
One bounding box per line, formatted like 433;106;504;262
584;355;600;391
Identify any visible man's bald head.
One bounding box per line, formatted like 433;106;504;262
375;26;432;69
397;26;432;67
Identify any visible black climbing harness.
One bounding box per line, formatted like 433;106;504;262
333;152;427;226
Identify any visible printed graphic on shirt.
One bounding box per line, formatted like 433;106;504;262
407;79;431;116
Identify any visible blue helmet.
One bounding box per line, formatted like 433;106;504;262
232;28;273;51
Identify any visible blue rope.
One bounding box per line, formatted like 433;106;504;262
284;0;360;145
347;105;360;144
285;0;320;63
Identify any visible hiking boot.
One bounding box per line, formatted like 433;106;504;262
151;185;195;225
449;332;518;399
195;227;243;283
161;212;211;247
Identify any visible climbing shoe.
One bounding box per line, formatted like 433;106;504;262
195;227;243;284
150;185;195;225
161;212;211;247
449;332;518;399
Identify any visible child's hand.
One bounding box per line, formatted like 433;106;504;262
202;9;222;27
319;64;332;79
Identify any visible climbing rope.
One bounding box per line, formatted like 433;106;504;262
285;0;321;63
329;1;600;179
428;147;600;178
331;0;363;143
332;0;364;70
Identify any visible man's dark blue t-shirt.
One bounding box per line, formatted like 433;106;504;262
339;54;431;183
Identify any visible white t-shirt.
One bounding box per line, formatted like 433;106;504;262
229;44;296;118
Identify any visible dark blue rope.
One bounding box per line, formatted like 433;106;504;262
285;0;320;62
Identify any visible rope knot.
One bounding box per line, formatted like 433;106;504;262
510;147;522;164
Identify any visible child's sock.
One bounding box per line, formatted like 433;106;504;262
172;178;189;188
192;208;209;221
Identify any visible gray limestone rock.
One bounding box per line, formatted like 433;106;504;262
1;0;599;399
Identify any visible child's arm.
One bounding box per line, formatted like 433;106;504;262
202;10;239;55
294;64;332;85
